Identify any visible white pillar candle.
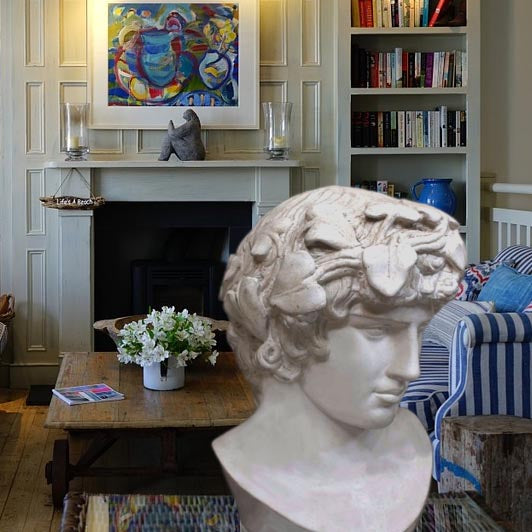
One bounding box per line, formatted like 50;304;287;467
67;136;81;150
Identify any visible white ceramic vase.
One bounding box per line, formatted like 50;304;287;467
143;357;185;391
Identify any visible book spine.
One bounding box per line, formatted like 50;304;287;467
383;111;391;147
405;111;412;147
428;110;435;147
402;51;408;88
429;0;449;27
377;111;384;147
351;43;360;88
352;111;362;147
364;0;374;26
369;111;378;146
408;52;415;87
455;50;462;87
434;111;440;147
460;110;466;146
455;110;460;147
440;105;448;148
438;51;445;88
391;111;398;147
414;52;421;87
351;0;361;26
376;0;383;27
398;0;404;27
395;47;403;87
397;111;405;148
462;51;468;87
402;0;410;27
425;52;433;88
372;0;378;27
420;52;427;88
423;111;429;147
448;51;455;87
359;0;367;27
422;0;429;26
362;111;370;147
443;51;450;87
378;52;385;88
359;48;368;88
415;111;423;148
447;110;455;147
390;52;396;88
370;52;379;87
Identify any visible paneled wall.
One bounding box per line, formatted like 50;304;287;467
0;0;337;385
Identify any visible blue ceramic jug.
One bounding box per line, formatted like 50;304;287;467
410;178;456;216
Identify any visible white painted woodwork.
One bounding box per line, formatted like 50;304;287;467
336;0;481;264
492;183;532;195
0;0;336;385
45;160;295;353
24;0;44;66
26;249;46;351
25;169;46;235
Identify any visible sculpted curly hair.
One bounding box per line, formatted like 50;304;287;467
220;186;466;390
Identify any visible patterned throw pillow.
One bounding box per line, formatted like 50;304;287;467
455;260;514;301
423;300;495;351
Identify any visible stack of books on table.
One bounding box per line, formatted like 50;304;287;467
52;383;124;405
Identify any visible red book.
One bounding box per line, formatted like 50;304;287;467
359;0;367;27
428;0;450;27
370;52;379;88
363;0;374;27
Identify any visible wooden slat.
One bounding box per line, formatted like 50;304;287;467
45;352;255;430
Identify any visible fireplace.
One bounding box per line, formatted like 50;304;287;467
93;201;251;351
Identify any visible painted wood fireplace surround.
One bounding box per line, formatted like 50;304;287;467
45;159;299;357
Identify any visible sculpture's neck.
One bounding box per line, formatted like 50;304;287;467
253;378;373;463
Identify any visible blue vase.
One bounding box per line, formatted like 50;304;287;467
410;178;456;216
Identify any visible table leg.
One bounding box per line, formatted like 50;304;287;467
45;439;70;508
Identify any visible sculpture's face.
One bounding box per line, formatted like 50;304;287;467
300;303;435;430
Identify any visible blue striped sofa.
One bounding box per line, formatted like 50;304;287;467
400;245;532;480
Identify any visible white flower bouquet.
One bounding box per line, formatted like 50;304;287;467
117;307;219;368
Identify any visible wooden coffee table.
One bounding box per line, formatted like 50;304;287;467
44;352;255;507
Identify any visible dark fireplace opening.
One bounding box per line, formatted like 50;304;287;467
94;202;252;351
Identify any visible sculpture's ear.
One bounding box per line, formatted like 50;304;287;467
167;120;175;132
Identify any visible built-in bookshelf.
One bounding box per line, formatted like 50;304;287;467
336;0;480;263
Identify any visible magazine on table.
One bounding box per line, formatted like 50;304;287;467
52;383;124;405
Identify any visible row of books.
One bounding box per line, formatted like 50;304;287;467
352;180;409;198
352;0;456;28
351;47;467;88
351;107;466;148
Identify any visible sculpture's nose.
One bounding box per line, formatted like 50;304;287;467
387;326;421;383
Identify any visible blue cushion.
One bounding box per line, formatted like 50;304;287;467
423;300;494;351
478;264;532;312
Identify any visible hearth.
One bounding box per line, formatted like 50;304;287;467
94;202;251;351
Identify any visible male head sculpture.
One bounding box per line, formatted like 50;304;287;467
214;186;466;532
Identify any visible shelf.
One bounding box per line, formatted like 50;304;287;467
350;148;467;155
44;159;303;169
350;27;467;35
350;88;467;95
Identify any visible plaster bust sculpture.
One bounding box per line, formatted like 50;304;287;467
158;109;206;161
213;186;466;532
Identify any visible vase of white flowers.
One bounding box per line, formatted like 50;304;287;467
117;307;219;391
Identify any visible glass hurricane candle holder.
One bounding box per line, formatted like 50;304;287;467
61;103;89;161
262;102;292;160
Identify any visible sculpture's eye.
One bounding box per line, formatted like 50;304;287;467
362;327;386;340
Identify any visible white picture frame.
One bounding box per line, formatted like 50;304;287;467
88;0;259;129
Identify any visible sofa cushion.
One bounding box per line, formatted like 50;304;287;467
423;300;495;351
478;264;532;312
494;245;532;274
455;259;514;301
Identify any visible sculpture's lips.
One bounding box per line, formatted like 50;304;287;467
374;390;404;404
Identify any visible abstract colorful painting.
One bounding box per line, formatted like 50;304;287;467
88;0;258;129
108;3;239;107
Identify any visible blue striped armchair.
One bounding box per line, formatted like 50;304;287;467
400;245;532;480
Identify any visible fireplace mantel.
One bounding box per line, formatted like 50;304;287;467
45;158;300;353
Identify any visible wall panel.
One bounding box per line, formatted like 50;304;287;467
26;169;45;235
301;81;320;152
59;0;86;66
27;249;46;351
260;0;287;66
25;82;45;154
24;0;44;66
301;0;320;66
